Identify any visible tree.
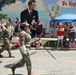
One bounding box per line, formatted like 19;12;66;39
0;0;15;20
0;13;7;20
0;0;15;11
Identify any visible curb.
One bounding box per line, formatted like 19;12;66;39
31;47;76;51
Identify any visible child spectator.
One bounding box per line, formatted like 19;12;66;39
57;23;64;47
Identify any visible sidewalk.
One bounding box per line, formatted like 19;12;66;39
35;46;76;50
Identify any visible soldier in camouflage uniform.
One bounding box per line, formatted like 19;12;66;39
0;24;3;41
0;24;14;57
11;22;33;75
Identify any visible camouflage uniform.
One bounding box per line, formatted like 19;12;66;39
0;27;13;57
11;30;32;75
0;26;3;40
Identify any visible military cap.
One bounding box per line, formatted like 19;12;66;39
22;22;29;26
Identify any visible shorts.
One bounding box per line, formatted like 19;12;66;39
58;36;64;40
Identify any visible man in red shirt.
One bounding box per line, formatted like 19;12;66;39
57;23;64;47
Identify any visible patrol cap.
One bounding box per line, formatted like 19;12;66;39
22;22;29;26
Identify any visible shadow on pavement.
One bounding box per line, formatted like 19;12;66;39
4;52;37;69
4;63;16;68
4;63;25;68
0;56;10;58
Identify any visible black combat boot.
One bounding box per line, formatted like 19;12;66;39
11;66;16;75
0;53;3;57
9;53;15;58
28;72;35;75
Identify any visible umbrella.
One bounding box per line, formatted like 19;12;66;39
53;14;76;22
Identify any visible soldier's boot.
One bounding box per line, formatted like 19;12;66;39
27;70;31;75
11;66;16;75
0;53;3;57
0;48;3;57
9;53;15;58
28;72;36;75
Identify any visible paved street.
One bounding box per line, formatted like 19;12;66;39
0;49;76;75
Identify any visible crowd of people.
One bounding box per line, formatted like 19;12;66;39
1;18;76;49
50;22;76;48
44;1;76;48
0;18;45;38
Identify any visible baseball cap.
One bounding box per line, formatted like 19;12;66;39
59;22;63;25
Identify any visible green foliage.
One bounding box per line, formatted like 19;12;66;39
5;0;13;5
0;0;2;3
0;0;15;20
0;13;8;20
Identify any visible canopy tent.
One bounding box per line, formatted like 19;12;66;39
53;14;76;22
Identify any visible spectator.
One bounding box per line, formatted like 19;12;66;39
6;22;14;35
30;22;37;38
68;23;75;43
63;22;69;45
57;23;64;47
36;20;43;38
14;17;20;37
